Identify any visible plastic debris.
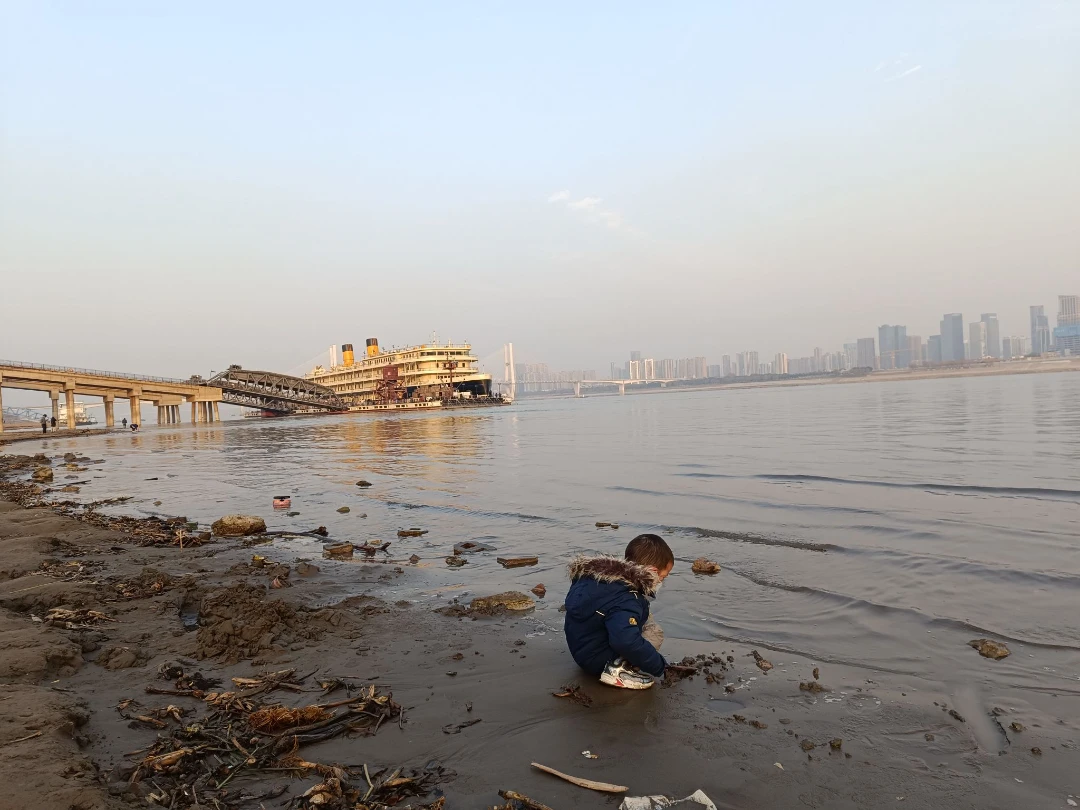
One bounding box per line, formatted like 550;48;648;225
582;750;598;759
619;790;718;810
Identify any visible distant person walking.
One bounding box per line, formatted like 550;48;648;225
122;417;127;429
50;416;57;431
40;415;48;434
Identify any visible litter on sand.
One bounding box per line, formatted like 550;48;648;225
620;790;718;810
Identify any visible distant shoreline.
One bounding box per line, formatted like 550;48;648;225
521;357;1080;401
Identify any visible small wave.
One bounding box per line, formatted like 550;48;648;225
721;565;1080;653
608;485;884;517
670;525;833;552
384;500;558;523
678;472;1080;502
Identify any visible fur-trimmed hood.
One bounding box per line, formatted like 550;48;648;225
567;555;660;597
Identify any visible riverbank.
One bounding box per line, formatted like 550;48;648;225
0;444;1077;809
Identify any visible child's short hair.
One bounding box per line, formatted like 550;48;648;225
625;533;674;570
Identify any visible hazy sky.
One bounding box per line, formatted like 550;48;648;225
2;1;1078;400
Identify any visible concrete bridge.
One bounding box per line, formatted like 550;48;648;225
0;359;224;432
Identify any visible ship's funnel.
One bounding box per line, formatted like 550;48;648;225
342;344;355;367
366;338;379;357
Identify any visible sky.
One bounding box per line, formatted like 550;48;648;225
2;1;1079;402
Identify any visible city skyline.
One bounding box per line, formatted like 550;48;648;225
516;292;1079;384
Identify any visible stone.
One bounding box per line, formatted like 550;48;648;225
32;467;54;483
531;584;547;598
337;506;350;514
829;738;843;751
470;591;535;612
1009;722;1024;733
356;480;372;488
496;556;538;568
968;638;1010;660
454;540;494;554
210;515;267;537
800;740;816;752
445;556;467;567
296;562;320;576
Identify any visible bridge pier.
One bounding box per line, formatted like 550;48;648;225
573;382;581;397
0;374;4;433
618;382;626;395
50;390;60;426
104;395;115;427
213;401;220;422
128;395;141;428
65;386;76;429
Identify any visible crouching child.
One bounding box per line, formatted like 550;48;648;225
564;534;674;689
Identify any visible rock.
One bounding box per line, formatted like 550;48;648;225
594;522;619;529
60;485;80;493
409;554;421;564
924;733;935;741
779;718;792;725
948;709;965;722
337;506;350;514
323;543;354;558
800;740;816;752
750;720;768;729
496;556;538;568
799;681;829;693
454;540;494;554
829;738;843;751
813;667;820;680
397;529;428;538
531;584;547;598
152;499;162;506
296;562;320;576
1031;747;1042;756
691;558;721;574
1010;722;1024;733
356;480;372;488
445;556;467;567
210;515;267;537
32;467;54;483
750;650;773;673
470;591;535;613
968;638;1010;660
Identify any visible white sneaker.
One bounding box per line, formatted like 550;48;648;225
600;658;655;690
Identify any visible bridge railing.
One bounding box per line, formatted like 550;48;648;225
0;359;188;385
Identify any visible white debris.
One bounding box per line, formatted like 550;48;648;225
582;750;598;759
1066;799;1077;807
774;763;784;770
620;791;717;810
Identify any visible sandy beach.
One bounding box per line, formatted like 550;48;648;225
1;436;1077;810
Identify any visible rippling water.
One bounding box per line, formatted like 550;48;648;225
31;372;1080;696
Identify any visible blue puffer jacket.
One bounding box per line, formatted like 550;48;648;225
564;555;667;677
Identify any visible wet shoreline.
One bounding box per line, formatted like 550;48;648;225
2;433;1078;809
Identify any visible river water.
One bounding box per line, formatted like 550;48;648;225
30;372;1080;702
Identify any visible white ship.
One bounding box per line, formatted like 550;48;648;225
307;338;511;412
57;401;98;426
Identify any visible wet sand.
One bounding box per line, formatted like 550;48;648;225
1;448;1077;810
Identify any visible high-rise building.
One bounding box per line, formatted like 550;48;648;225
658;358;677;379
843;343;858;368
630;351;642;363
856;338;876;369
927;335;942;363
906;335;924;366
940;314;965;362
774;353;789;375
1053;325;1080;355
968;321;986;360
877;324;909;369
980;313;1001;359
643;358;656;380
1059;295;1080;327
628;360;641;380
707;364;722;378
685;357;707;379
1030;305;1051;355
721;355;733;377
746;351;759;376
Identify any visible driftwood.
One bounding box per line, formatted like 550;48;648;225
498;789;556;810
530;762;627;793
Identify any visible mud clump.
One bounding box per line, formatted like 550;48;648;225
799;681;829;694
750;650;773;673
800;740;817;752
195;583;338;664
691;558;721;574
97;645;151;670
115;567;180;599
445;555;467;567
470;592;535;614
210;515;266;537
1010;722;1024;733
968;638;1010;660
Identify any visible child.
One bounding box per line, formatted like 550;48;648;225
564;533;674;689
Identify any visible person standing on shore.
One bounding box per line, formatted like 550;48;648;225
563;533;673;689
50;415;57;431
122;417;127;429
40;415;48;434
